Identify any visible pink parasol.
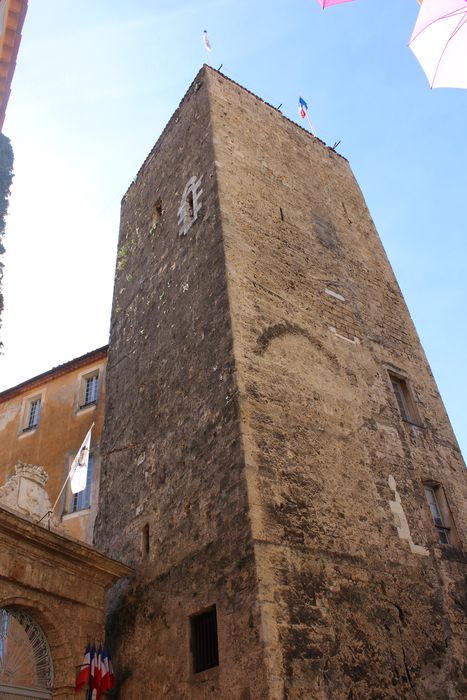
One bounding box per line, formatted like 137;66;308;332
409;0;467;88
316;0;355;7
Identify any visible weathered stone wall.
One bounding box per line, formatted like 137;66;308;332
207;69;467;699
94;71;269;699
97;66;466;699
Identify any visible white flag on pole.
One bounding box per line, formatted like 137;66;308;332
69;426;92;494
203;30;211;53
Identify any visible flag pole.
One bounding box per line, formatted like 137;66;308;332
299;97;316;137
37;471;72;529
51;468;73;514
305;112;316;136
203;30;212;65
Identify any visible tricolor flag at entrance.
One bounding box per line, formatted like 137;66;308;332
75;644;116;698
75;643;92;692
100;646;116;692
69;426;92;494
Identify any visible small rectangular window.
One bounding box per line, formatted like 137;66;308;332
80;373;99;408
424;484;450;545
24;397;41;431
190;606;219;673
389;373;419;424
70;455;93;512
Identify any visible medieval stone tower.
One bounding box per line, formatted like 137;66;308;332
94;66;467;699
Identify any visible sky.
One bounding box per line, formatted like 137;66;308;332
0;0;466;457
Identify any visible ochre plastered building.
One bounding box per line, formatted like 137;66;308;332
94;67;467;699
0;345;107;542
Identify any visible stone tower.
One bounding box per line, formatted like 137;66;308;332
94;67;466;699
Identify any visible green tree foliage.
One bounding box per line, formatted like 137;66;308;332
0;132;14;349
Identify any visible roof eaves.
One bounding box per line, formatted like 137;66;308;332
0;344;108;402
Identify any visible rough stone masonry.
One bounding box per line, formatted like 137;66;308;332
94;66;466;699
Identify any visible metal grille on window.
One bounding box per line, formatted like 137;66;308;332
0;607;53;698
27;400;41;429
83;375;98;406
71;455;93;512
190;607;219;673
424;486;449;544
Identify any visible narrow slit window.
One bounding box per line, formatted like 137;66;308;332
141;523;150;558
187;189;194;220
190;606;219;673
178;176;203;236
150;201;163;233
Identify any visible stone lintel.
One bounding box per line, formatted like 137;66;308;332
0;505;133;586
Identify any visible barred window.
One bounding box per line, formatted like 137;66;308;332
190;607;219;673
24;398;41;430
82;374;99;407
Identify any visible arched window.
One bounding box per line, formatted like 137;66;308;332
0;607;53;699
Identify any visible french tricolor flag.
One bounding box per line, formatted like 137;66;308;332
298;97;308;119
100;646;116;693
298;96;316;135
75;643;91;692
91;646;102;699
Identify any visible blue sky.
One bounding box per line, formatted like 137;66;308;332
1;0;466;457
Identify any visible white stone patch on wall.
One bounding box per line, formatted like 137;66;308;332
178;175;203;236
388;474;429;556
324;288;346;302
0;401;19;431
328;326;359;345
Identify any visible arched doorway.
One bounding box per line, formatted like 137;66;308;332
0;607;53;699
